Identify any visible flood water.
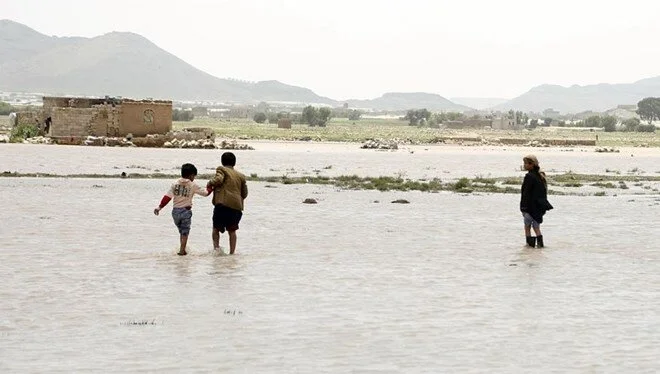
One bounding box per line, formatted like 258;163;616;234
1;142;660;373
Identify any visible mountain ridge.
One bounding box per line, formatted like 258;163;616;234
2;19;659;113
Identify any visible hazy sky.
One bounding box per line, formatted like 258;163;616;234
3;0;660;100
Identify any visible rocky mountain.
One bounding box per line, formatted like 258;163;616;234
494;77;660;114
3;19;659;114
0;19;336;104
346;92;471;112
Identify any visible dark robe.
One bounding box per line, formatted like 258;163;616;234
520;171;553;223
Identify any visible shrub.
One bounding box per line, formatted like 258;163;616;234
10;123;39;142
636;124;656;132
253;112;267;123
623;118;640;132
172;109;194;121
0;101;16;115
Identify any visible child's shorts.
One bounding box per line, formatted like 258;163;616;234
522;212;540;229
172;207;193;236
212;204;242;233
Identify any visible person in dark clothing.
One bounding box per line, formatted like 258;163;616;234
520;154;553;248
44;117;52;135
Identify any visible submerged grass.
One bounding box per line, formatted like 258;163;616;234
3;170;658;196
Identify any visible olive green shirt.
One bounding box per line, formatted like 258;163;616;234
207;166;248;211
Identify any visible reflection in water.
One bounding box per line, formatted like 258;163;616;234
510;246;547;268
173;256;193;279
208;255;243;277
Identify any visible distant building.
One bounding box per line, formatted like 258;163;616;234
542;108;561;118
492;116;518;130
16;96;172;138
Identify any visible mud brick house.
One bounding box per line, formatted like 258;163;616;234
17;96;172;138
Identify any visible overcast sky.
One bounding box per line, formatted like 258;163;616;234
3;0;660;100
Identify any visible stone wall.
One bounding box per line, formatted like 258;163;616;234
16;110;44;127
20;97;172;138
43;96;107;112
50;108;98;137
119;100;172;137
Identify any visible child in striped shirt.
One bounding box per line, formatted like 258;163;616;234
154;163;210;255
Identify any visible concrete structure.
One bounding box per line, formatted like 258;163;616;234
18;96;172;138
492;116;518;130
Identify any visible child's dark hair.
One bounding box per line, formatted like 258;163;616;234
221;152;236;167
181;163;198;178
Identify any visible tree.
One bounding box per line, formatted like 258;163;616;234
268;111;289;124
636;97;660;124
347;109;362;121
253;112;267;123
445;112;464;121
600;115;617;132
543;117;553;126
302;106;318;126
622;118;640;132
528;119;539;129
302;106;332;126
172;109;194;121
516;111;528;125
636;124;656;132
317;107;332;126
256;101;270;113
404;109;431;126
584;115;601;128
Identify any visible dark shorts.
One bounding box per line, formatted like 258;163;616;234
172;207;192;236
213;204;242;233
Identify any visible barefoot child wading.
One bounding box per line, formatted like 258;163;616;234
154;163;210;255
520;155;553;248
207;152;248;255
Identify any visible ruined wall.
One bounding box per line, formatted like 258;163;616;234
50;108;98;137
39;97;172;138
48;104;124;137
43;97;107;110
15;110;44;127
104;106;122;137
119;100;172;137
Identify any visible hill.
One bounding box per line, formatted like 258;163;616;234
0;19;336;104
494;77;660;113
347;92;470;112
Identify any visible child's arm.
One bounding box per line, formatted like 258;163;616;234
241;179;248;200
193;183;212;197
206;167;226;189
154;185;174;215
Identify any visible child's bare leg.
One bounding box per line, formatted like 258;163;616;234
178;235;188;255
228;230;237;255
524;224;532;237
532;226;542;236
212;227;220;249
